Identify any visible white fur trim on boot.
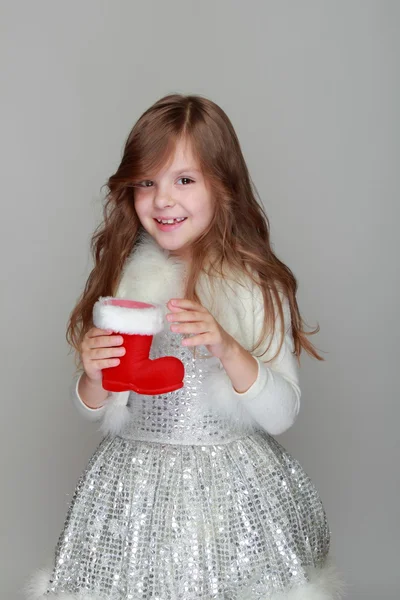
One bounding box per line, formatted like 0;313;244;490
93;297;164;335
99;390;131;436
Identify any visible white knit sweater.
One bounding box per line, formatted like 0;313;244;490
71;235;301;436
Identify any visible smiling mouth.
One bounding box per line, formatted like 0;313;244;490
154;217;187;224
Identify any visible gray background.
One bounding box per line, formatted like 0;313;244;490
1;1;398;598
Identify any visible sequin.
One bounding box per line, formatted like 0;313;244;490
46;330;330;599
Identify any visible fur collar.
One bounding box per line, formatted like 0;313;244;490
96;234;288;437
116;233;187;309
115;234;250;337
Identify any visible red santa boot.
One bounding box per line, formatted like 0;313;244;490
93;297;184;395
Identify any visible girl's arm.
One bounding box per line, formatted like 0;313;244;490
70;372;107;421
70;327;126;421
207;289;301;436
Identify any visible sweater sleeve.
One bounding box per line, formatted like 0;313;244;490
70;371;107;421
202;286;301;436
231;289;301;435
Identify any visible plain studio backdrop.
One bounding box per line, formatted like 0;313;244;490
1;1;398;598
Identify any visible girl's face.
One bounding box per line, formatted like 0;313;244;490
133;138;214;261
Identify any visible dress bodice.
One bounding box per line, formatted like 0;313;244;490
118;330;253;445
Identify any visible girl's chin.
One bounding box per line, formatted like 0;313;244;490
152;233;187;248
160;242;188;254
156;239;191;258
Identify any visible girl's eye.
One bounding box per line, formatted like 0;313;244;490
135;180;154;188
177;177;194;185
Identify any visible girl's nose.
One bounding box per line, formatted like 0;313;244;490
154;191;175;209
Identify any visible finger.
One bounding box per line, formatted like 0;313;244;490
181;333;213;347
171;322;210;335
94;358;122;369
87;335;124;349
167;298;205;312
166;310;205;323
88;347;126;360
87;327;115;338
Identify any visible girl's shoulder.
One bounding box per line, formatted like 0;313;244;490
210;264;288;312
200;262;287;310
218;266;292;340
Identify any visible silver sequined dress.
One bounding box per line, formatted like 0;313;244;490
45;330;331;600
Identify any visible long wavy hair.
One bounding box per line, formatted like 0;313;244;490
67;94;323;365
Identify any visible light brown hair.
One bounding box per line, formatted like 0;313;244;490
67;94;323;364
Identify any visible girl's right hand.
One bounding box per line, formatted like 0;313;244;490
80;327;126;384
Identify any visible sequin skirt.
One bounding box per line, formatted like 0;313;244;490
41;430;331;600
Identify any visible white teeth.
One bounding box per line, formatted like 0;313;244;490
156;217;186;224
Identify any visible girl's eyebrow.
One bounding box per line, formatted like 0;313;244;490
171;167;201;175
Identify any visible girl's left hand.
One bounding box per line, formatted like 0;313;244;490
166;298;237;360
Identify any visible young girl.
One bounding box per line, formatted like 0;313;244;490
28;94;343;599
